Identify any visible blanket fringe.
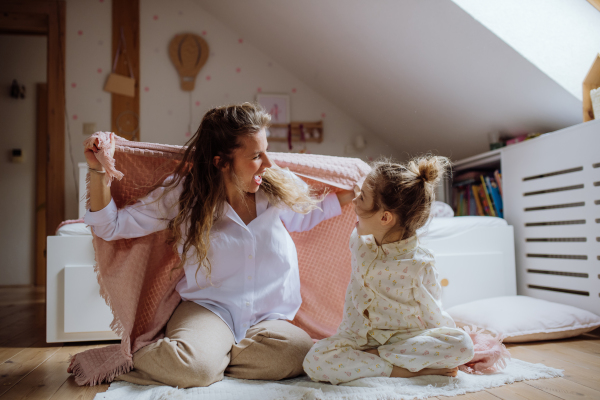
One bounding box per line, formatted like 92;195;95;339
69;352;134;386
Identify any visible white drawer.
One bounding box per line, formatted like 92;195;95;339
435;252;512;308
64;265;115;333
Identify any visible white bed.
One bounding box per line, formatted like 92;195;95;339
46;163;516;343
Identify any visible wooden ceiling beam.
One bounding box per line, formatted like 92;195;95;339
111;0;140;141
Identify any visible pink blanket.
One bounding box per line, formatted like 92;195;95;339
69;134;370;385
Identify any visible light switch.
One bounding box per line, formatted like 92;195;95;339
83;122;96;136
11;149;24;163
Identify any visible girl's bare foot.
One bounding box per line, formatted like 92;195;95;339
360;349;459;378
391;366;458;378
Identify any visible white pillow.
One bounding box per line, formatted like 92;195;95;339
446;295;600;343
56;222;92;236
430;201;454;218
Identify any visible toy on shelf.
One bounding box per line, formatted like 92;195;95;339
583;53;600;121
268;121;323;147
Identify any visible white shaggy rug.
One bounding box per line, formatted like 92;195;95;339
94;359;562;400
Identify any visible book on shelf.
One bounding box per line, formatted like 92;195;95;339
480;176;496;217
452;170;503;218
488;178;504;218
494;170;503;197
471;185;484;216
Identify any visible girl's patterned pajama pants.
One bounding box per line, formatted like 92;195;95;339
303;327;474;385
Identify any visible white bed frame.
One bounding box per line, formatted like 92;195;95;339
46;163;516;343
421;226;516;309
47;163;119;343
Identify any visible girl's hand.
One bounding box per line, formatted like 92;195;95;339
336;189;355;207
84;134;115;171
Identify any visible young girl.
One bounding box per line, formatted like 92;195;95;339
303;156;475;385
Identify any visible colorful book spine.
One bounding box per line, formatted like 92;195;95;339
485;176;503;217
466;185;471;215
471;185;484;216
478;184;491;216
480;176;496;217
494;170;503;197
490;180;504;218
469;191;477;215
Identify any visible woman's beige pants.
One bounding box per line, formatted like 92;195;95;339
116;301;314;388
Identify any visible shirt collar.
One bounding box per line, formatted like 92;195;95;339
354;229;419;259
222;189;269;228
255;188;269;215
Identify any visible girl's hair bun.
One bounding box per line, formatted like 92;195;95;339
408;156;450;186
412;155;450;186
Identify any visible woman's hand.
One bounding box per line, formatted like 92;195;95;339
336;189;355;207
84;134;115;171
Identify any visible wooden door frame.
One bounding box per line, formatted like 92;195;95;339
111;0;140;141
0;0;66;286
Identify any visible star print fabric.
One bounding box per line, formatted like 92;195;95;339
303;229;474;384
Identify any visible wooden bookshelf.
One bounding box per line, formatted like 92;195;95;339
267;121;323;143
452;148;501;172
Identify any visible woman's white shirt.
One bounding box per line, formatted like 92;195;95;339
84;175;342;343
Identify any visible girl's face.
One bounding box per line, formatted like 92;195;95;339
229;128;272;194
352;182;381;236
352;181;397;239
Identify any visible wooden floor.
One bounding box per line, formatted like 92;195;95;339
1;287;599;400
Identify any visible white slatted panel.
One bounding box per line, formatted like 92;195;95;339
502;120;600;315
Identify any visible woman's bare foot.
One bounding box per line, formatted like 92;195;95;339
391;366;458;378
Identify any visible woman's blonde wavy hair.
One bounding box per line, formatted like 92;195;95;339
160;102;320;285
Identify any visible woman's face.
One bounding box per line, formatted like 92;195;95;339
230;128;272;194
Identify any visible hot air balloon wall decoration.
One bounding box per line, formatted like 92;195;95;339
169;33;209;91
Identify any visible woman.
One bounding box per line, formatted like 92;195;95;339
84;103;354;388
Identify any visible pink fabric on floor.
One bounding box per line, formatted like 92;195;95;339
68;133;370;386
459;325;511;375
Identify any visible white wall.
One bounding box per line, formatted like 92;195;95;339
452;0;600;101
63;0;400;220
140;0;397;158
64;0;112;221
195;0;582;163
0;35;47;285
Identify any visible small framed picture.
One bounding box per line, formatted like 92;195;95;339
256;94;290;124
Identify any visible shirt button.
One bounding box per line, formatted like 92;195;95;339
246;302;250;307
248;254;253;259
248;276;252;280
243;323;247;328
367;298;372;302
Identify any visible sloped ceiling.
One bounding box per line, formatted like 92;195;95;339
194;0;582;161
452;0;600;101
